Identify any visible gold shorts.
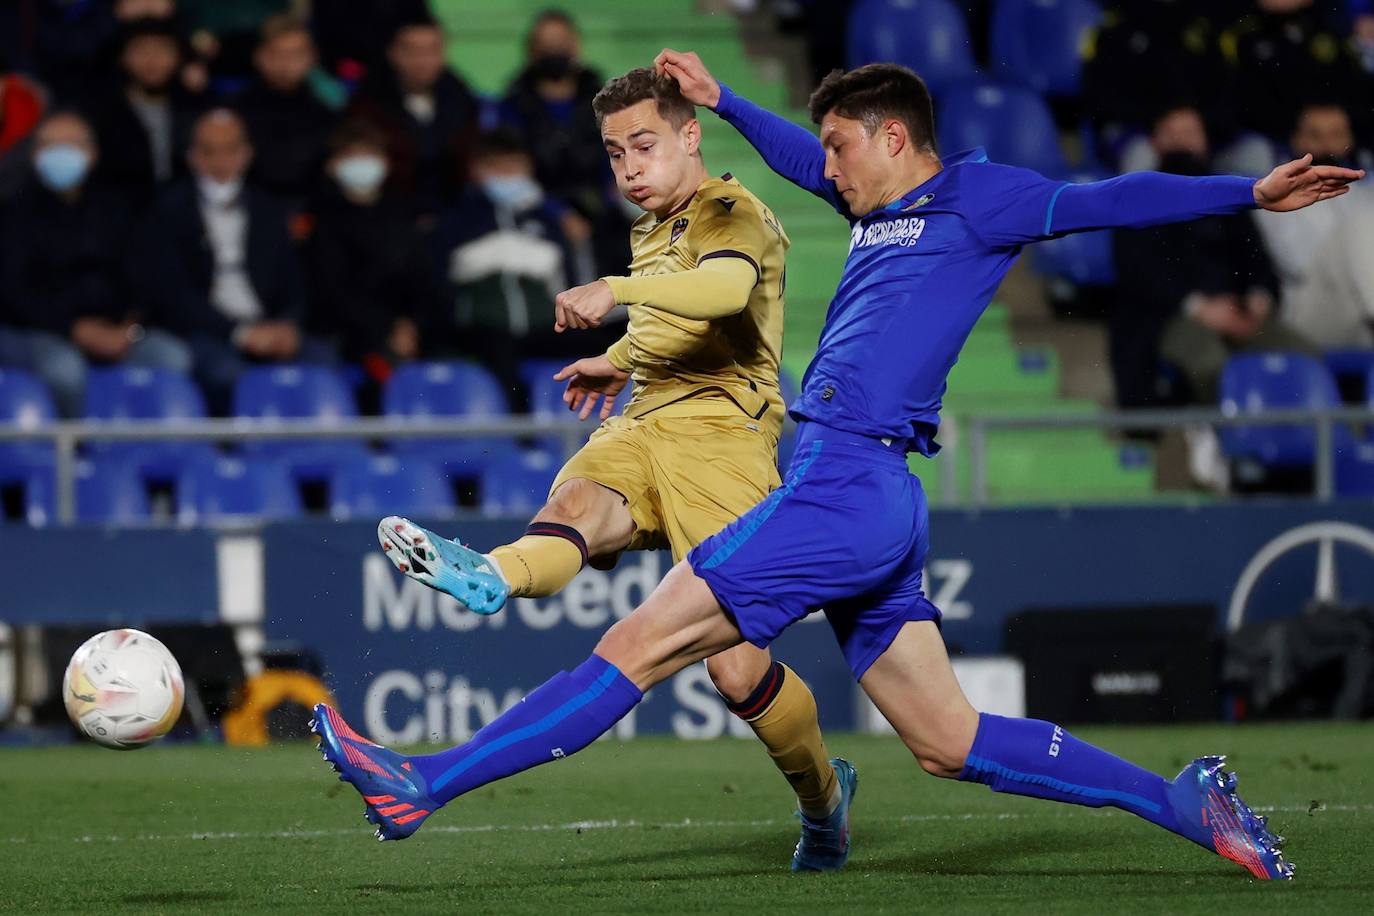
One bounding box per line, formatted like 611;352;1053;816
551;411;781;563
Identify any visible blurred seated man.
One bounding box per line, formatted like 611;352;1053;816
138;108;322;414
0;112;191;417
308;120;437;412
1255;102;1374;349
347;13;479;218
500;9;622;279
235;14;336;211
83;16;205;210
432;128;620;409
1110;105;1313;410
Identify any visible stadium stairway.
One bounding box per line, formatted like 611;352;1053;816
433;0;1154;506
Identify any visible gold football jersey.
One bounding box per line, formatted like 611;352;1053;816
616;174;790;438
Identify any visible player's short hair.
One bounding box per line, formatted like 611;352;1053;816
808;64;936;153
592;67;695;130
328;119;389;157
259;12;311;47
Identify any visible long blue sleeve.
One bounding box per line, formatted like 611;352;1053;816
1049;172;1258;235
713;83;847;214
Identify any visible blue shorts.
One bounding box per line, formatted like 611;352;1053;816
688;421;941;680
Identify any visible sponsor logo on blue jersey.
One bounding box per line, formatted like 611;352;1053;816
849;216;926;253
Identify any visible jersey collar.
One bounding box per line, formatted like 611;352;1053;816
883;146;989;212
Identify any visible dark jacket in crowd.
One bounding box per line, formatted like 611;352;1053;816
0;181;132;334
235;79;337;207
346;68;479;214
1109;210;1279;408
137;180;307;340
307;188;437;358
81;86;205;209
500;65;608;217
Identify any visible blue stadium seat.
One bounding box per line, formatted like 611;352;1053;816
990;0;1104;97
1032;189;1117;286
937;82;1068;177
1323;349;1374;402
329;454;453;521
83;366;216;480
1219;353;1346;468
176;456;302;524
1335;441;1374;496
24;458;151;525
847;0;980;94
480;448;560;516
385;361;517;476
233;365;369;480
0;369;57;483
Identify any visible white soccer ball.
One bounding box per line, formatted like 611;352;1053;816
63;629;184;749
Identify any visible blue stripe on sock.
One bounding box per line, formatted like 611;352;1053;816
431;664;622;793
966;753;1161;814
700;440;823;570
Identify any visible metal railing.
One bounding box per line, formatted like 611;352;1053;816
962;406;1374;508
2;406;1370;522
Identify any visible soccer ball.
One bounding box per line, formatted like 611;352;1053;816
63;629;184;749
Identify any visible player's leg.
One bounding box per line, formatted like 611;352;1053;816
313;560;741;839
380;422;649;613
654;415;847;853
859;621;1293;879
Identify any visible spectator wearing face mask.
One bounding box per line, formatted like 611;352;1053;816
81;16;205;210
1109;104;1312;410
499;9;615;278
234;14;337;211
1255;102;1374;349
432;128;617;409
346;13;479;218
0;112;191;417
137;108;323;414
308;120;437;411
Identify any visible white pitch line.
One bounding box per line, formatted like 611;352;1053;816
4;804;1369;847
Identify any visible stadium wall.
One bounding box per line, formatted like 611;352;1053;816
5;503;1374;739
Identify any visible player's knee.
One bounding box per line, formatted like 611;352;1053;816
704;654;761;705
540;478;599;524
907;735;969;780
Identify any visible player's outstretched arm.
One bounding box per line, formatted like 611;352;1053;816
654;48;845;212
555;259;757;330
1046;157;1365;237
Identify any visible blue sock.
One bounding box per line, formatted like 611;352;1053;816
410;655;642;806
958;713;1201;843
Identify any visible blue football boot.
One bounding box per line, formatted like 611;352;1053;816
1166;755;1295;880
792;757;859;872
311;703;439;841
378;515;509;614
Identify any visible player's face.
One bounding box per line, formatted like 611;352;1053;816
601;100;699;217
820;113;892;217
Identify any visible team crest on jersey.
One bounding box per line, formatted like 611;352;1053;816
906;193;936;210
849;216;926;252
670;217;689;244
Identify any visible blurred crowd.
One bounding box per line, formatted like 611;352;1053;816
0;0;629;417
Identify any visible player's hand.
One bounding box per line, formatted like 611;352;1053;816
653;49;721;109
554;355;630;421
554;279;616;332
1253;154;1365;212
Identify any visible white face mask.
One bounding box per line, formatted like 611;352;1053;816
332;154;388;196
198;175;243;206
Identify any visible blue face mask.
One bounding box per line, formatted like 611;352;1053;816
34;144;92;192
481;175;542;211
333;155;388;196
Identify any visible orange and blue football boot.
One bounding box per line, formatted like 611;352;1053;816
791;757;859;872
311;703;438;841
1166;755;1295;880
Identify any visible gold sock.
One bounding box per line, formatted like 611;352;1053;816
733;663;840;818
488;525;587;598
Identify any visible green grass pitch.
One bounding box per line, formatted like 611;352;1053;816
3;723;1370;914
